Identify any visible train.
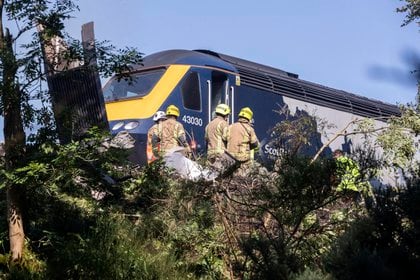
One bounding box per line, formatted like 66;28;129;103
102;49;400;167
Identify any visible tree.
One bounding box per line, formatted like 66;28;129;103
0;0;141;263
397;0;420;100
397;0;420;28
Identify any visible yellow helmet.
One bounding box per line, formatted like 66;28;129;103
166;105;180;117
238;107;253;121
215;103;231;116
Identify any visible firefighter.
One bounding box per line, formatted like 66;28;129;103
333;149;361;192
333;149;375;207
205;103;231;164
226;107;259;168
152;104;190;156
146;110;166;163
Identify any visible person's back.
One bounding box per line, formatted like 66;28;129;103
227;107;259;163
227;120;257;162
206;116;228;156
153;105;190;155
205;104;231;161
160;117;186;152
147;111;166;163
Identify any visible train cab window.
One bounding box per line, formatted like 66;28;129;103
181;72;201;111
103;68;165;101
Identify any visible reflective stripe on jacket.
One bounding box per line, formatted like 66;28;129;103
147;123;163;163
147;124;157;163
227;119;259;162
205;116;228;156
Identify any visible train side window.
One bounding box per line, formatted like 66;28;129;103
181;72;201;111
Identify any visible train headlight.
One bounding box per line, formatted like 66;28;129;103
111;121;125;131
124;121;139;130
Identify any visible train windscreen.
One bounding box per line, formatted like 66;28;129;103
103;68;166;102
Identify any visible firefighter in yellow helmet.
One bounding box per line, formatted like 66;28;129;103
152;105;190;156
146;111;166;163
226;107;259;166
205;103;231;164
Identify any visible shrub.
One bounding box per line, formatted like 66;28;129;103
325;182;420;280
46;215;186;280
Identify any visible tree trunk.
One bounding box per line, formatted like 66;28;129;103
1;10;27;262
7;187;24;262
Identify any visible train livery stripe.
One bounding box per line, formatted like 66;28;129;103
105;65;190;121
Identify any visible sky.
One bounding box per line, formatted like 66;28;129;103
1;1;420;140
63;0;420;105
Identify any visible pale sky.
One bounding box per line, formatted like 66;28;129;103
1;1;420;140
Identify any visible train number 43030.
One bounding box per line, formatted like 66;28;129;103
182;115;203;126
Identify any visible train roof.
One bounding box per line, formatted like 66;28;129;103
139;49;400;118
138;49;237;72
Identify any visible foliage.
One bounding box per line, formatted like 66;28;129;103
1;0;143;263
116;154;370;279
120;160;171;213
325;180;420;280
290;267;332;280
218;156;366;279
374;106;420;171
1;121;420;279
0;132;190;279
138;177;230;279
0;245;47;280
46;215;186;280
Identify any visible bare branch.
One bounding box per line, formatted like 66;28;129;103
311;118;359;163
310;116;400;164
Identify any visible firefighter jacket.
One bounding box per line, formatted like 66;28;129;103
205;116;228;157
153;117;189;154
147;123;161;163
335;155;361;192
226;118;259;162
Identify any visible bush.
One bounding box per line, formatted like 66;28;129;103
46;215;186;280
325;182;420;280
226;156;363;278
291;267;332;280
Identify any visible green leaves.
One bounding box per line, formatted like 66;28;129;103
95;44;143;78
374;105;420;170
0;162;48;189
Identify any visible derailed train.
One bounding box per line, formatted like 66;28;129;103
102;49;400;167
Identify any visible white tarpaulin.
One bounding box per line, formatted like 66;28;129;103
163;147;218;182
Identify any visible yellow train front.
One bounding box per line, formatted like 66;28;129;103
103;49;399;167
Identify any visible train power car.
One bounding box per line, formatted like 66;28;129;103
102;49;400;167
